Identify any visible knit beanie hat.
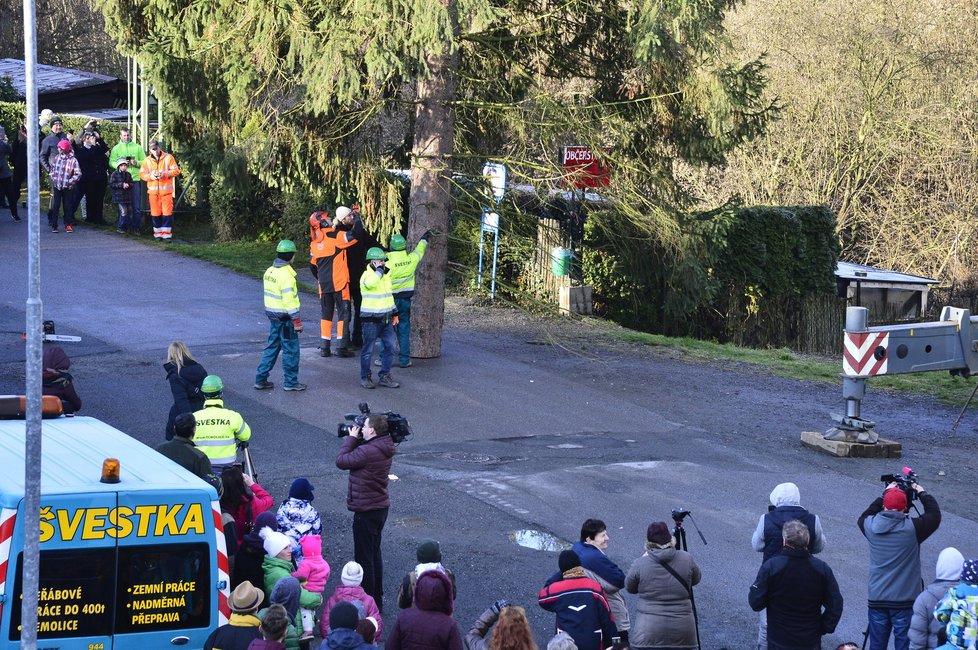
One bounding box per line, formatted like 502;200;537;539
335;206;352;221
255;511;279;532
647;521;672;545
289;478;315;502
961;558;978;586
883;488;908;511
936;547;965;581
260;526;291;557
329;601;360;631
558;550;581;573
416;539;442;563
341;561;364;586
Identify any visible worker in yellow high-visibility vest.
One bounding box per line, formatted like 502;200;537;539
255;240;307;391
193;375;251;470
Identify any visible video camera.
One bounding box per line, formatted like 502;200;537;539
881;466;918;503
337;402;413;444
671;508;691;522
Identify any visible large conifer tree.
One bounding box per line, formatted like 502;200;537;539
98;0;774;357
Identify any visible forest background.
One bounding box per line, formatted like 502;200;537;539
1;0;976;355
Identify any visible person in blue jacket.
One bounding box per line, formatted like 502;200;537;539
572;519;630;647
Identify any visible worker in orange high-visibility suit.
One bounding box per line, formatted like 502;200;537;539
309;206;364;357
139;140;180;240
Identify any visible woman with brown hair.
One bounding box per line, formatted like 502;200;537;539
164;340;208;440
465;600;539;650
626;522;701;650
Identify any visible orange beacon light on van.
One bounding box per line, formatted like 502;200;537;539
100;458;121;483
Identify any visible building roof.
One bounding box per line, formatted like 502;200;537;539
836;261;939;285
0;58;117;95
0;58;137;113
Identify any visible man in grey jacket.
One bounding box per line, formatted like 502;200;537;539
858;482;941;650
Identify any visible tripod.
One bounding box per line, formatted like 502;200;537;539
672;513;707;650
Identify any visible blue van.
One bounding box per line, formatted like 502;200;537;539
0;414;230;650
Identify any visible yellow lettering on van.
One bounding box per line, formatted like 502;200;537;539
38;506;55;543
56;509;84;541
134;505;157;537
107;506;134;538
178;503;205;535
154;504;182;536
80;507;109;540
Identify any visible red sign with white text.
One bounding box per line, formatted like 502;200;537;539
560;146;612;188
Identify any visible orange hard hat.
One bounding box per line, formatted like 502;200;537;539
309;211;328;228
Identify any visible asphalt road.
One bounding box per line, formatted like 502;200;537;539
3;216;978;649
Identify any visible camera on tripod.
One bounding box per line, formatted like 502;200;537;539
337;402;413;444
672;508;691;522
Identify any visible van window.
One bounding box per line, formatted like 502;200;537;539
115;543;211;633
8;548;116;640
8;543;211;640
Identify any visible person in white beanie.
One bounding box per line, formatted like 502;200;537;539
909;547;964;650
259;527;322;617
751;481;826;650
320;561;383;640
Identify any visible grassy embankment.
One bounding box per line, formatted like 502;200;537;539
119;216;976;407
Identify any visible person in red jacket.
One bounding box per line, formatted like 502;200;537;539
335;414;395;611
221;466;274;548
387;570;462;650
538;551;617;650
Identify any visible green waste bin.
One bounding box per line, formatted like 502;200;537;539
551;247;573;276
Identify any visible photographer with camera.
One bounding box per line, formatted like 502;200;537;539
858;473;941;650
336;414;396;612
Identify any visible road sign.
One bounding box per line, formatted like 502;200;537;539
560;146;611;188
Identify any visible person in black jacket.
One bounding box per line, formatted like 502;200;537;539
164;341;208;440
73;128;109;224
749;520;843;650
0;126;20;222
204;580;264;650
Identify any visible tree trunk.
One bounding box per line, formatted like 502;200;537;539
407;0;458;359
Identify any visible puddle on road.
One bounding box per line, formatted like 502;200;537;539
547;443;584;449
510;529;571;551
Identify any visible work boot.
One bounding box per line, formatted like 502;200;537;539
320;344;331;357
336;347;354;358
377;373;399;388
254;380;274;390
284;383;307;391
360;374;375;389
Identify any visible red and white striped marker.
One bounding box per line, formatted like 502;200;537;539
843;331;889;376
0;508;17;625
211;501;230;625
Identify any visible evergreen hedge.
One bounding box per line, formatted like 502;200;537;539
581;204;839;345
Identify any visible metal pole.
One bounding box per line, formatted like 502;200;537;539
477;220;485;289
490;229;499;300
22;0;44;646
139;70;149;148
